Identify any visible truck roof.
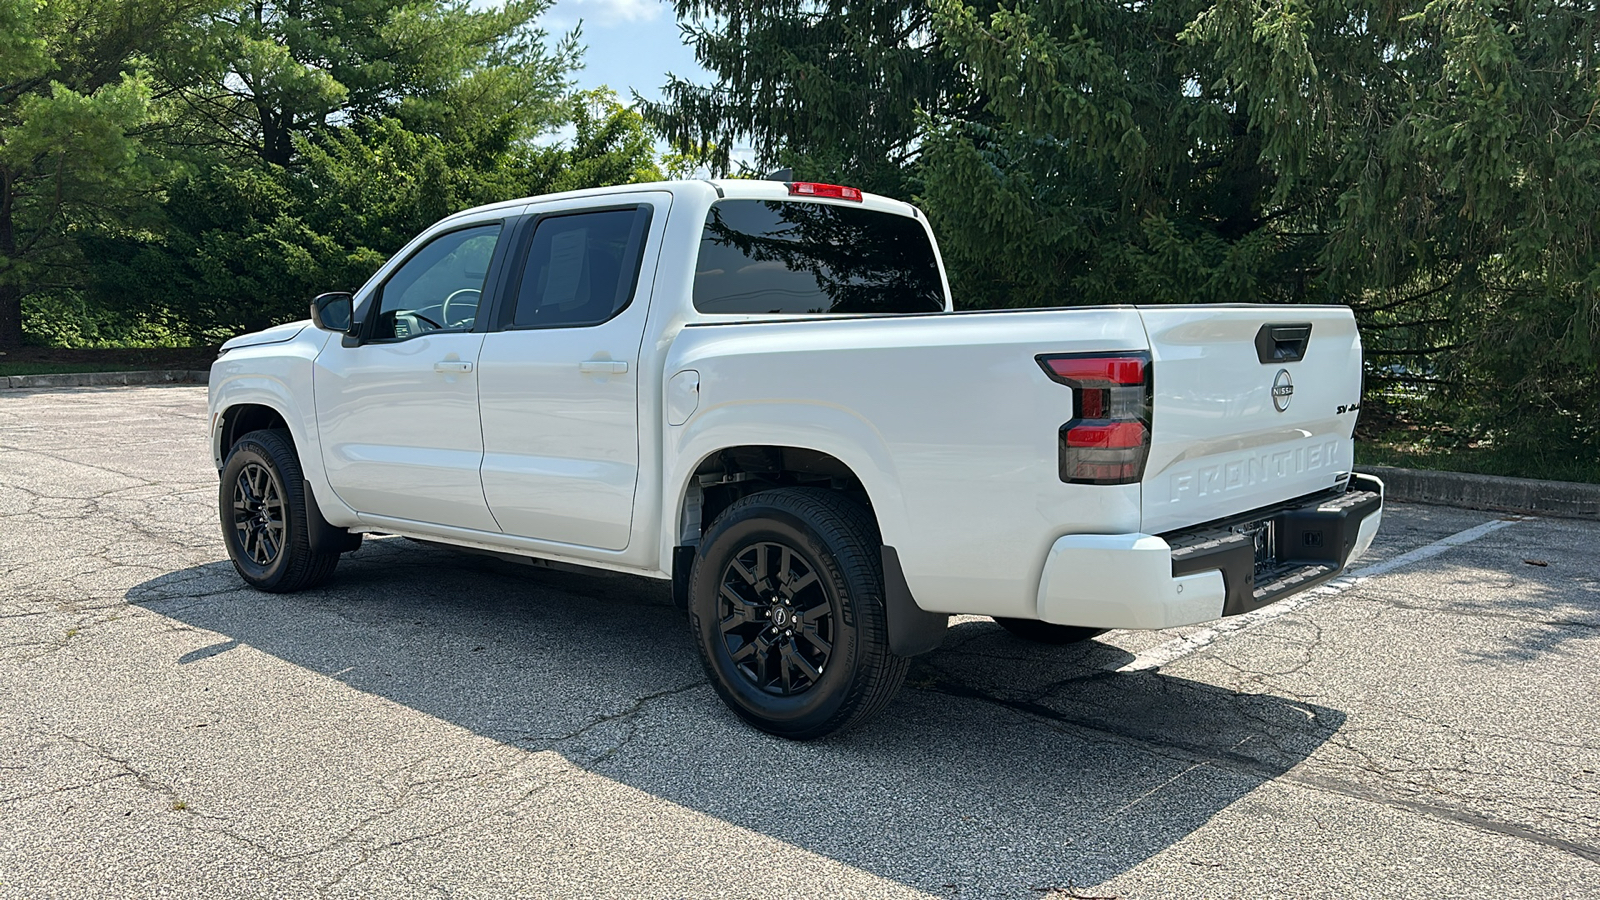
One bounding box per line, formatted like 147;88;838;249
438;178;924;226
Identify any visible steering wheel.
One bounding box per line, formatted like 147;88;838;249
442;288;481;328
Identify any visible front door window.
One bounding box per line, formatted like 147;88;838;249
370;224;502;340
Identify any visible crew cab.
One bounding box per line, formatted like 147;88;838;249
209;178;1383;739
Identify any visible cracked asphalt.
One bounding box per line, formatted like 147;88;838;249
2;384;1597;899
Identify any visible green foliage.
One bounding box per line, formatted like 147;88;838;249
20;291;199;348
0;0;221;348
159;0;577;166
655;0;1600;466
534;90;666;193
644;0;979;196
1183;0;1600;458
919;0;1329;309
71;2;664;340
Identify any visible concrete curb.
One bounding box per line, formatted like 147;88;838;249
1;370;210;390
1357;464;1600;520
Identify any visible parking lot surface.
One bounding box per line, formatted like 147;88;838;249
2;385;1597;899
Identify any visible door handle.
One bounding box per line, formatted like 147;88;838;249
433;360;474;374
578;360;629;375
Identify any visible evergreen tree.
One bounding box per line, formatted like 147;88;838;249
1178;0;1600;458
157;0;576;167
82;0;666;338
658;0;1600;460
88;90;665;337
643;0;985;195
0;0;219;349
921;0;1313;310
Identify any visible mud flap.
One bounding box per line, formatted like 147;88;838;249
882;546;948;656
303;480;363;555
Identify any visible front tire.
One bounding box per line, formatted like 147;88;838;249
688;489;908;740
219;429;340;593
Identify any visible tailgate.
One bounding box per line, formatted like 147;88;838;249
1138;306;1363;534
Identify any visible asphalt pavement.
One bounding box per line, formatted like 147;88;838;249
1;385;1596;899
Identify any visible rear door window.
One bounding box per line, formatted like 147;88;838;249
505;207;652;330
692;200;945;315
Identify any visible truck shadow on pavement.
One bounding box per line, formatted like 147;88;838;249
130;537;1346;896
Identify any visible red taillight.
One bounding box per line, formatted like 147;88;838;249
1065;421;1147;449
1041;356;1146;386
788;182;864;202
1038;352;1152;485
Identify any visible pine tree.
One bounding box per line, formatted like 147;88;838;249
643;0;985;196
657;0;1600;460
0;0;219;349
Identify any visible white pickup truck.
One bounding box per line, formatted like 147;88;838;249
209;178;1383;738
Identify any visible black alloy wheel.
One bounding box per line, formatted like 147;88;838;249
717;540;837;696
218;429;341;593
688;488;908;740
231;461;286;566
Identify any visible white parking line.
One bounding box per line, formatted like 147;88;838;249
1116;516;1531;672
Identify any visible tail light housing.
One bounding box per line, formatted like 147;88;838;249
1037;352;1152;485
787;181;864;201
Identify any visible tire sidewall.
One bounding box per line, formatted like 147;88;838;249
219;435;302;590
689;502;868;736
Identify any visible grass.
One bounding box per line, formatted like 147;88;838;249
1357;436;1600;485
1354;393;1600;485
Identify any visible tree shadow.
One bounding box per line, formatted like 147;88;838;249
129;539;1346;896
1364;517;1600;664
1454;568;1600;664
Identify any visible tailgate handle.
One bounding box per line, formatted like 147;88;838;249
1255;323;1312;364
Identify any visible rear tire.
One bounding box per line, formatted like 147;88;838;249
219;429;340;593
688;488;908;740
993;618;1106;645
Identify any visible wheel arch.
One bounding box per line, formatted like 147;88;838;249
209;371;307;469
677;444;876;544
666;441;945;656
213;397;362;556
209;360;359;529
217;403;289;463
664;402;911;548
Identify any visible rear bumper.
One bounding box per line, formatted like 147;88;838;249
1035;475;1384;630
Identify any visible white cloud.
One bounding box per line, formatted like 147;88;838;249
564;0;666;25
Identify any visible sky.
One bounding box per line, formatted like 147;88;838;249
541;0;708;103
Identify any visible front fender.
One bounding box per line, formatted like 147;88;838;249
208;330;358;527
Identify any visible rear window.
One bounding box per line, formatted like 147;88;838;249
692;199;945;315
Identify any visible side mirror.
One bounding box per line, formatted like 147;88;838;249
310;292;355;334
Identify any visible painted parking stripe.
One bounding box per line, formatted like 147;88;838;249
1116;516;1530;672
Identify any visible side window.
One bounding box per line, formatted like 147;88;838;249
371;224;502;340
507;207;651;329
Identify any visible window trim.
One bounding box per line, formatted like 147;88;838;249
492;203;654;333
352;219;511;346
